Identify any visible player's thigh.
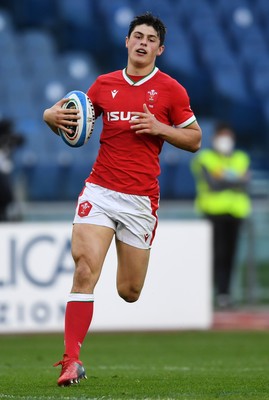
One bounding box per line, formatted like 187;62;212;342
116;238;150;300
71;223;115;290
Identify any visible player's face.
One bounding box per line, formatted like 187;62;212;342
126;24;164;71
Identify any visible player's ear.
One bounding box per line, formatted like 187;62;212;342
125;36;129;48
157;45;165;56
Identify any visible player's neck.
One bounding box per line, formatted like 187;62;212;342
126;62;156;77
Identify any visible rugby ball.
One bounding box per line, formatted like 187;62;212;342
58;90;95;147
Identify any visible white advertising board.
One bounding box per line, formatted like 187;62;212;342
0;221;212;333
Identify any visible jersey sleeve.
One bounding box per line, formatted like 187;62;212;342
87;78;103;118
169;81;196;128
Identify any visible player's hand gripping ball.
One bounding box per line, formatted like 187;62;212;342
58;90;95;147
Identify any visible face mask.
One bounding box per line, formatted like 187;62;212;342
213;135;235;155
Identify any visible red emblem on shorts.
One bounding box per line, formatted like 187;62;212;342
78;201;92;217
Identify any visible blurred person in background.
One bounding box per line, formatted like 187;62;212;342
43;12;201;386
0;119;24;221
191;122;251;309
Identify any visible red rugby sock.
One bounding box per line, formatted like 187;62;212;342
63;293;94;360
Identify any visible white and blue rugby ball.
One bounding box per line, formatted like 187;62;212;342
58;90;95;148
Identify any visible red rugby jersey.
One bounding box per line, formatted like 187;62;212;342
86;67;196;196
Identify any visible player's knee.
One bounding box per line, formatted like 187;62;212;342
72;255;95;286
120;292;140;303
75;262;91;280
118;285;141;303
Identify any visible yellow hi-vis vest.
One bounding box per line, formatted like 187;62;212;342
191;149;251;218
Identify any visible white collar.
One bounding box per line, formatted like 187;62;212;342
122;66;159;86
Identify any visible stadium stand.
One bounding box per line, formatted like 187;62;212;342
0;0;268;201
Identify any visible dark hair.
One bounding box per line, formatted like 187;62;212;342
215;121;235;135
128;12;167;46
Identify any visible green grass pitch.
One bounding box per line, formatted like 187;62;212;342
0;330;269;399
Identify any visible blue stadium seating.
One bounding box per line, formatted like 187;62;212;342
19;30;57;76
134;0;176;22
251;0;269;26
229;23;266;53
213;0;253;21
95;0;136;69
176;0;215;23
239;41;268;72
250;58;269;99
0;7;14;32
1;1;269;201
213;62;249;102
261;99;269;138
55;0;104;55
158;23;196;77
6;0;57;29
59;51;99;92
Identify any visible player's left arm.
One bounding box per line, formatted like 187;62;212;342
130;104;202;153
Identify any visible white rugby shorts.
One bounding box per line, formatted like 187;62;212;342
73;183;159;249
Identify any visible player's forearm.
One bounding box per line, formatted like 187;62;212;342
43;109;59;135
129;105;202;152
159;122;202;152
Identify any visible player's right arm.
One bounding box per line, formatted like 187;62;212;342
43;98;80;135
130;104;202;152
